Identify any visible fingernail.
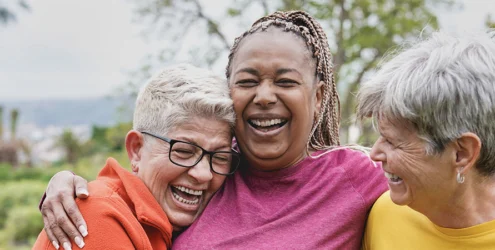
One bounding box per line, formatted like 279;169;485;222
75;236;85;248
52;241;60;249
79;225;88;237
63;242;72;250
79;189;89;196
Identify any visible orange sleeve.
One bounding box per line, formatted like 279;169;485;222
33;196;144;250
32;216;136;250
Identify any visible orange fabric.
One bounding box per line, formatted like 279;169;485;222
33;158;173;250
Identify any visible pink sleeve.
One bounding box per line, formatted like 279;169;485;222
344;150;388;207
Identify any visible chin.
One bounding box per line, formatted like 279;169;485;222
389;190;413;206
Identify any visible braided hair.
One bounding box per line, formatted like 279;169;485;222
226;10;341;150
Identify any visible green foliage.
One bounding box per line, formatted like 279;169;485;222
105;122;133;151
1;205;43;246
486;14;495;29
0;181;45;228
55;129;87;165
227;8;241;17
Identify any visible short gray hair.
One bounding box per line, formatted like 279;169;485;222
357;31;495;176
133;63;235;138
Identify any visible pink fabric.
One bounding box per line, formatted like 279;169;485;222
173;148;388;249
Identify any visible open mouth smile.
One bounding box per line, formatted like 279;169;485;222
384;171;403;183
171;185;203;205
248;118;288;132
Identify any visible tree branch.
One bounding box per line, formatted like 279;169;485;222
333;0;348;81
192;0;231;50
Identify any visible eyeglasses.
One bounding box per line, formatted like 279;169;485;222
141;131;240;176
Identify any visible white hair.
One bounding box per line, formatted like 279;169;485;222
133;63;235;139
357;30;495;176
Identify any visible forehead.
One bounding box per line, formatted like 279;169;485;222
168;117;232;148
377;117;417;138
232;28;315;73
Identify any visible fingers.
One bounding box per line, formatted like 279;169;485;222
43;210;60;249
42;203;71;249
74;175;89;199
71;175;89;238
41;171;89;249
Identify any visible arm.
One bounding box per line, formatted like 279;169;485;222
40;171;90;249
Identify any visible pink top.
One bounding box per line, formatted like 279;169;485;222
173;148;388;249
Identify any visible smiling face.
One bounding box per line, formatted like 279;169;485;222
127;117;232;231
370;118;458;212
228;28;323;171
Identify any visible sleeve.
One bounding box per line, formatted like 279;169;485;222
75;197;140;249
33;199;136;250
344;149;389;208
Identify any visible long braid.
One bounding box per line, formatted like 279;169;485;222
226;10;341;149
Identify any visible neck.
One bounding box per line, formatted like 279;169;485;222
245;149;313;172
423;175;495;228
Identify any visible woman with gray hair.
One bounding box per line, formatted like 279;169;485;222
33;64;240;249
359;31;495;249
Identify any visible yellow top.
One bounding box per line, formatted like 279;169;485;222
363;191;495;250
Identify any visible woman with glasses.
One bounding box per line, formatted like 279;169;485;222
33;63;238;250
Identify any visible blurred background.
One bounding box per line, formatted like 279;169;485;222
0;0;494;248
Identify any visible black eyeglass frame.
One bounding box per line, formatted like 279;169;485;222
140;131;240;176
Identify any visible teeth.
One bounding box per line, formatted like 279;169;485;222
174;186;203;195
384;172;402;181
172;192;199;205
251;119;284;127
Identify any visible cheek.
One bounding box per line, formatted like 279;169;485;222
210;175;226;192
230;88;248;113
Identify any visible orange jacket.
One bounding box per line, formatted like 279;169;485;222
34;158;173;250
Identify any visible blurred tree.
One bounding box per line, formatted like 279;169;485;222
130;0;454;145
0;0;29;26
105;122;133;151
55;129;82;166
0;106;3;141
486;14;495;29
0;109;19;167
10;109;18;141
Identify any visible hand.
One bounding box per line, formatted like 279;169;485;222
40;171;89;249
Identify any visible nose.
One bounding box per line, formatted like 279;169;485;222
188;156;213;183
370;138;386;163
253;81;277;107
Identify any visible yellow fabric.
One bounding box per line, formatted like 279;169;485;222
363;191;495;250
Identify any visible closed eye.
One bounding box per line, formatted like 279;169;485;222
235;79;258;87
277;79;299;86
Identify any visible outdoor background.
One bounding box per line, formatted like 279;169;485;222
0;0;494;249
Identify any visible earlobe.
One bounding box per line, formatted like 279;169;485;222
125;130;145;173
454;132;481;174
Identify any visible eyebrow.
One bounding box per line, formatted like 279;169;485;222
234;67;258;76
276;68;297;75
234;67;300;77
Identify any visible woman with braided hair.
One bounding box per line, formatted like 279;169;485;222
39;11;387;249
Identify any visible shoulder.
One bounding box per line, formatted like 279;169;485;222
312;147;378;169
78;179;135;220
367;191;422;229
317;147;388;206
75;185;146;249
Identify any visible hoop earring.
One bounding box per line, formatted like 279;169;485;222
456;171;465;184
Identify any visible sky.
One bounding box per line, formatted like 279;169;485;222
0;0;494;101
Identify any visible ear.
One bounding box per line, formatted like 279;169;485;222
454;132;481;174
125;130;145;173
314;80;324;117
